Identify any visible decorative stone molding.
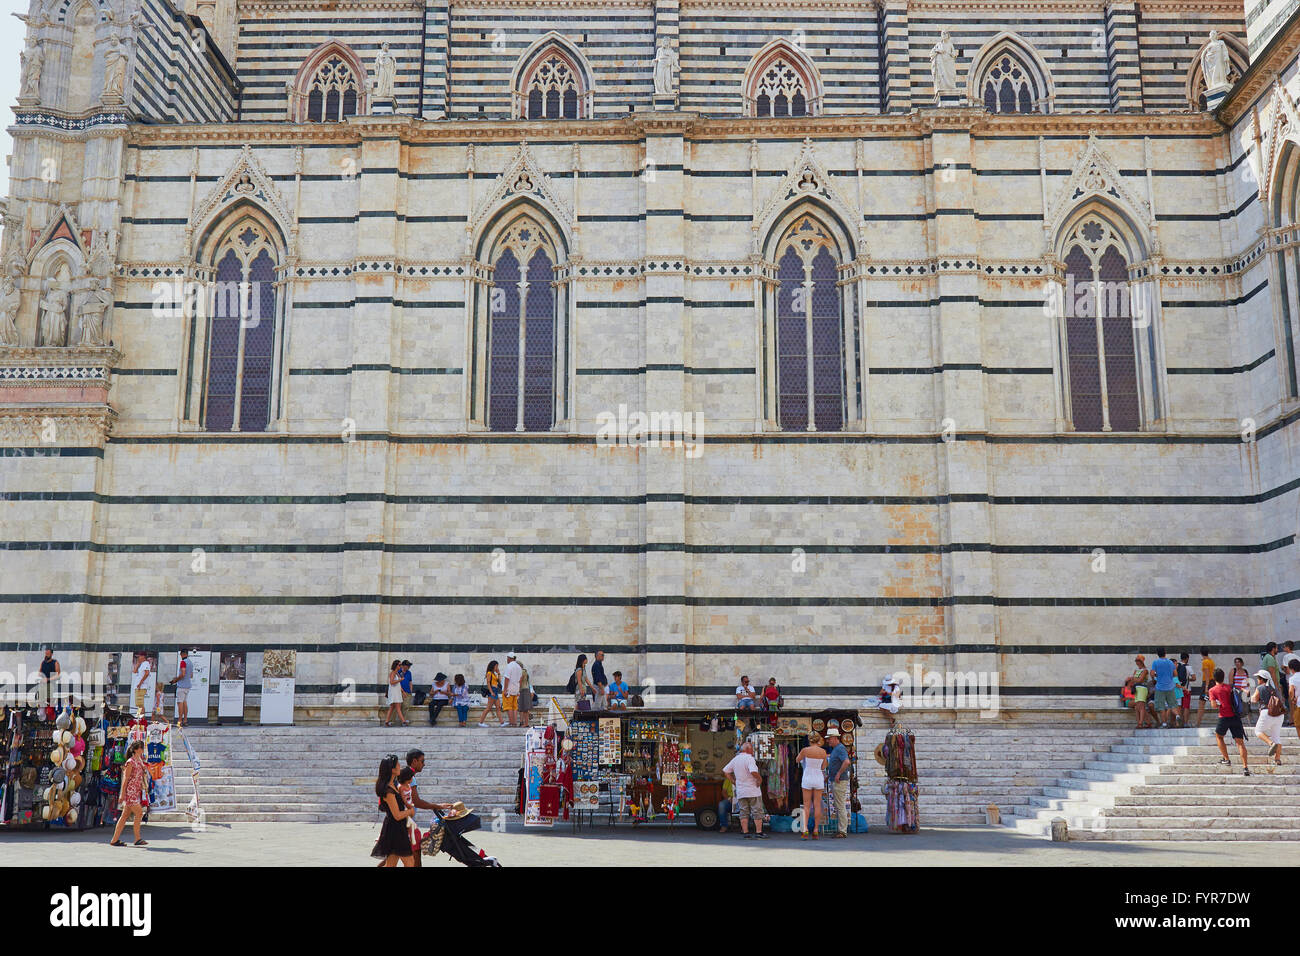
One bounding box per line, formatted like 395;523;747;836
1043;132;1157;256
467;140;577;255
0;347;122;386
754;137;862;254
188;145;296;260
0;406;117;447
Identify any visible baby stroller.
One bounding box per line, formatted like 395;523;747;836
419;804;501;867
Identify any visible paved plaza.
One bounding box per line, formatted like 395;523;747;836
1;822;1287;867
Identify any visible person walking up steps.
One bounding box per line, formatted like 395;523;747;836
1251;669;1285;767
1208;669;1250;776
1196;649;1215;728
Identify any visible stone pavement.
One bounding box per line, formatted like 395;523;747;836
0;822;1287;867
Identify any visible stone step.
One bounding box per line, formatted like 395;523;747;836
1071;828;1300;842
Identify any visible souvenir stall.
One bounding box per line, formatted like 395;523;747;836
519;707;864;832
0;703;116;831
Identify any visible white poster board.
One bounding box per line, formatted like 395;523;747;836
217;651;246;721
172;650;212;724
259;650;296;725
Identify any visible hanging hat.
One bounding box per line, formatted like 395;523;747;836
825;726;841;737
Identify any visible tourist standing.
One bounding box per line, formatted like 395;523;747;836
796;732;828;839
385;659;408;727
1208;669;1250;776
825;726;851;838
1251;669;1284;767
1231;658;1253;718
503;652;523;727
591;650;608;709
167;650;192;727
722;741;765;839
1176;653;1192;728
400;661;414;706
1150;649;1178;728
1261;643;1282;699
451;674;471;727
36;648;59;706
479;660;505;726
109;741;149;847
735;675;759;710
371;753;415;866
1196;649;1215;727
428;673;452;726
1128;656;1153;729
567;654;596;709
518;659;534;723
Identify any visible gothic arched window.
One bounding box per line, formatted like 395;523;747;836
306;55;360;122
485;215;559;431
744;40;823;117
291;43;367;122
512;37;592;120
1061;216;1140;432
202;218;280;432
969;34;1052;114
774;214;844;431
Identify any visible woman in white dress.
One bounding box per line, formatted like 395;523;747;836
795;732;828;839
384;659;407;726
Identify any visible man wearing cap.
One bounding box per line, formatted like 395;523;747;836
503;652;524;727
825;726;851;838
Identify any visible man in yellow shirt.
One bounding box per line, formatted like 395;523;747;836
1196;649;1215;728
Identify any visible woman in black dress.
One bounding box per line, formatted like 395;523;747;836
371;754;415;867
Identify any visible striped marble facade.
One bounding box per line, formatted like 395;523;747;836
1;0;1298;717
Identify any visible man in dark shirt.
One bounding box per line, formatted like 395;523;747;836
37;648;59;706
825;727;851;838
591;650;608;709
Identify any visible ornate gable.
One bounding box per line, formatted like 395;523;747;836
1259;78;1300;207
468;140;576;256
188;145;294;258
1044;133;1155;256
29;204;88;262
754;138;861;257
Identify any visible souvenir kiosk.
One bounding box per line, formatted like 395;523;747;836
0;703;175;830
520;706;864;832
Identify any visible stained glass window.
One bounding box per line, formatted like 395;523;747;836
306;55;360;122
980;49;1043;114
522;52;583;119
486;216;558;431
774;215;844;431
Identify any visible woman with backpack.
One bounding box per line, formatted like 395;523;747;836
1252;668;1285;766
567;654;596;709
479;660;505;727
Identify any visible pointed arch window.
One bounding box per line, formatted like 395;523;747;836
1061;216;1141;432
291;43;367;122
744;41;823;117
306;55;360;122
201;219;281;432
773;215;845;431
969;35;1052;114
483;214;560;432
512;38;592;120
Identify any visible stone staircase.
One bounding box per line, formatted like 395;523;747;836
152;724;527;824
1006;727;1300;841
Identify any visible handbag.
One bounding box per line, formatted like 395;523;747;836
628;694;644;707
420;826;445;856
1267;688;1285;718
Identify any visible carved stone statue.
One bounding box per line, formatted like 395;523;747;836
371;42;396;99
38;281;68;347
284;79;295;120
930;29;958;93
652;37;679;96
1202;30;1231;90
77;275;112;347
0;276;19;346
20;43;44;100
103;35;129;100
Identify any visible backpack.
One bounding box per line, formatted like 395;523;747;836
1230;687;1245;718
1266;687;1285;718
565;671;577;694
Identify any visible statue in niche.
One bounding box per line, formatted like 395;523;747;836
1202;30;1231;89
77;274;112;347
38;279;69;347
930;29;958;93
103;34;129;100
372;42;397;99
652;37;679;96
20;42;44;100
0;276;20;346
